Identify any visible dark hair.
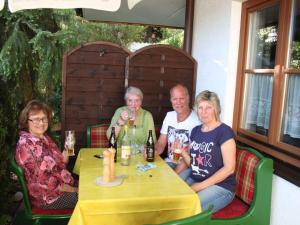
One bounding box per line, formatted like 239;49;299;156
19;100;53;130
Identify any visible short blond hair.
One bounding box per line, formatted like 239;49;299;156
195;90;221;121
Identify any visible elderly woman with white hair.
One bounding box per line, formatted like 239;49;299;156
107;86;156;146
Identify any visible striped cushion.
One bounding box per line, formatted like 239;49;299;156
90;125;109;148
235;148;259;204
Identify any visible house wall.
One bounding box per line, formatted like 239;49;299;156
192;0;240;126
191;0;300;224
271;176;300;225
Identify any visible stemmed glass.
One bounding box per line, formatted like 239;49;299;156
65;130;76;156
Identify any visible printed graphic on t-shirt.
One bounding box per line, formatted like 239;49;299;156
190;140;214;178
167;126;189;161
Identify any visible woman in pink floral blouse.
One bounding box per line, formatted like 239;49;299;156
16;100;78;209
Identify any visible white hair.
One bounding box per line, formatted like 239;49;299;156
124;86;143;101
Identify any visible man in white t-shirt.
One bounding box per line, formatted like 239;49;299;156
155;84;200;176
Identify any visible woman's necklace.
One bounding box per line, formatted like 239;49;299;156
201;121;221;132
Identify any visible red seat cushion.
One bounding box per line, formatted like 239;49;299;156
212;197;249;218
90;125;109;148
32;207;73;215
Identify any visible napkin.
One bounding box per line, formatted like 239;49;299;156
136;163;157;173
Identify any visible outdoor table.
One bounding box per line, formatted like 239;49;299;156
69;148;201;225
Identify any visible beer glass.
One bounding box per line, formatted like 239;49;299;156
173;138;182;163
127;108;135;127
64;130;75;156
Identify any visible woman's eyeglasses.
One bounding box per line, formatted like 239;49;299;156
28;118;49;124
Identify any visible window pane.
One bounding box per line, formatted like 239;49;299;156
281;75;300;148
247;5;279;69
288;0;300;68
241;74;273;136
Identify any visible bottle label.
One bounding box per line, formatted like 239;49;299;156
147;147;154;160
121;146;131;159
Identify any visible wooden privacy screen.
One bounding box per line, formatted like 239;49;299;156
62;42;130;150
62;42;196;150
127;45;197;126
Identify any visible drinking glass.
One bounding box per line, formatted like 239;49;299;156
129;125;138;155
173;138;182;163
127;108;135;127
65;130;75;156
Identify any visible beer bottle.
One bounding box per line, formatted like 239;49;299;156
146;130;155;162
108;126;117;162
121;125;131;166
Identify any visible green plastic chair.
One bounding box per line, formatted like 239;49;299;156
210;145;273;225
144;207;213;225
10;157;71;225
86;123;110;148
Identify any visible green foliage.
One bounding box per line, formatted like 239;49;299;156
0;78;20;225
30;31;64;94
0;22;31;80
0;214;11;225
291;41;300;68
160;28;183;48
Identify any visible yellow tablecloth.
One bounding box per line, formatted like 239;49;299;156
69;148;201;225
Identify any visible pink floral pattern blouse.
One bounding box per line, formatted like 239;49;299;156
15;131;74;207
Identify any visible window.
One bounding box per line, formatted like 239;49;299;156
234;0;300;174
281;0;300;149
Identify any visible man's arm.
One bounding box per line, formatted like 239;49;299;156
154;134;167;155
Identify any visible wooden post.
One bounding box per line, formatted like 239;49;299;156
183;0;194;54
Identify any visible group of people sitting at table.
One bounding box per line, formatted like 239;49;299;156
15;83;236;214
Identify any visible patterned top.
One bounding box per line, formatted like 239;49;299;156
189;123;236;192
15;131;74;207
160;111;200;163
